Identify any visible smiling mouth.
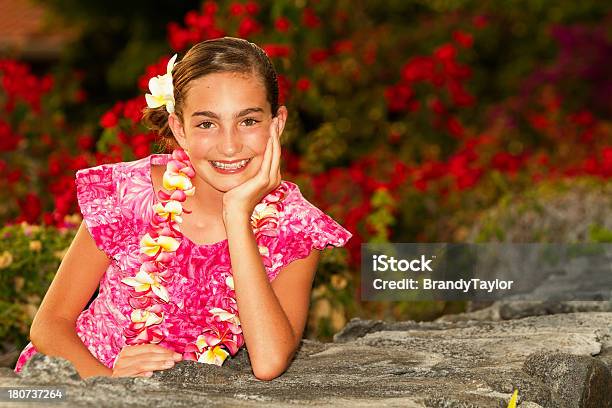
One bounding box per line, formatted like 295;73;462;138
209;158;252;170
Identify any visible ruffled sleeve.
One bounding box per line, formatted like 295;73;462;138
75;164;124;261
266;182;352;281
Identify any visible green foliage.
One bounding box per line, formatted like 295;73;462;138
468;177;612;243
0;222;76;354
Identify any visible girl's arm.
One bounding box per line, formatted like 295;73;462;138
222;114;321;380
30;221;113;378
225;214;321;381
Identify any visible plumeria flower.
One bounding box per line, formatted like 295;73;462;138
153;200;184;222
163;171;194;192
125;325;165;345
209;307;241;326
196;326;241;356
251;203;279;226
121;270;170;302
225;276;234;290
130;308;163;327
139;233;180;256
145;54;177;113
197;345;229;366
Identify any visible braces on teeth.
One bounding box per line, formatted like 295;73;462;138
211;159;249;169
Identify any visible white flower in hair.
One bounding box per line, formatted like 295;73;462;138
145;54;178;114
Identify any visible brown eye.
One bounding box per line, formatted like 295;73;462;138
243;118;260;126
197;121;214;129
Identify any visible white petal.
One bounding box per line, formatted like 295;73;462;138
151;284;170;302
145;93;163;108
148;76;163;96
165;100;175;113
167;54;178;74
135;270;155;284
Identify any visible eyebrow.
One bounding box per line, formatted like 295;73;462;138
191;107;264;119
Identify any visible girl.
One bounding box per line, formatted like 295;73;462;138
13;37;352;381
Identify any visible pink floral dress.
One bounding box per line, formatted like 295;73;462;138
14;153;352;373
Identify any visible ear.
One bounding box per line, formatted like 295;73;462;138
168;113;188;150
275;106;288;140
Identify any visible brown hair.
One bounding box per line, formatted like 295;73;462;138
142;37;280;151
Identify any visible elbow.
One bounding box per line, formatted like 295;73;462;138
29;319;44;348
252;357;290;381
251;335;299;381
30;313;72;350
253;365;285;381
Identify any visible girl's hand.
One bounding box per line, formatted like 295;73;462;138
111;344;182;378
222;117;282;221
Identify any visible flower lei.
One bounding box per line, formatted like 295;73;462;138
120;149;289;365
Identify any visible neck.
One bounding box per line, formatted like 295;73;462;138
183;173;225;223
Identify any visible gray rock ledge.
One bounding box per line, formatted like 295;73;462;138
3;312;610;407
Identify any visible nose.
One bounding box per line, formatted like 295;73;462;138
216;127;243;157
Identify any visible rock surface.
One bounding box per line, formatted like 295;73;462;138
2;312;610;407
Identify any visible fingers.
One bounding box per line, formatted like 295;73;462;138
112;344;182;378
259;118;275;180
269;118;281;186
112;355;177;378
121;344;180;358
124;357;176;373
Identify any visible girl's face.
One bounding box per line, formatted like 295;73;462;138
169;71;287;193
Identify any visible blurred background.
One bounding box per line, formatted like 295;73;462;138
1;0;611;368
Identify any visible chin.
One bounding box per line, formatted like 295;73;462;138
204;174;248;193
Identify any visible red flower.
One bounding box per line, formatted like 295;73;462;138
570;110;594;127
491;152;524;174
123;97;146;123
167;22;192;51
430;98;446;115
7;169;22;184
401;56;435;83
77;135;94;150
434;43;456;61
100;111;118;129
277;74;291;105
0;120;22;151
452;30;474;48
528;114;549;131
446;116;465;139
296;77;311;92
308;48;329;64
245;1;259;15
274;17;291;33
70;154;89;171
332;40;353;54
202;1;217;15
448;81;475;107
262;44;291;58
229;2;244;16
602;147;612;177
18;193;42;224
237;16;261;38
302;7;321;28
473;15;489;29
384;84;416;113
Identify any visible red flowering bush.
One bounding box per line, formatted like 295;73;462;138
0;60;95;227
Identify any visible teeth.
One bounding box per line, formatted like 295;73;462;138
211;159;249;170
